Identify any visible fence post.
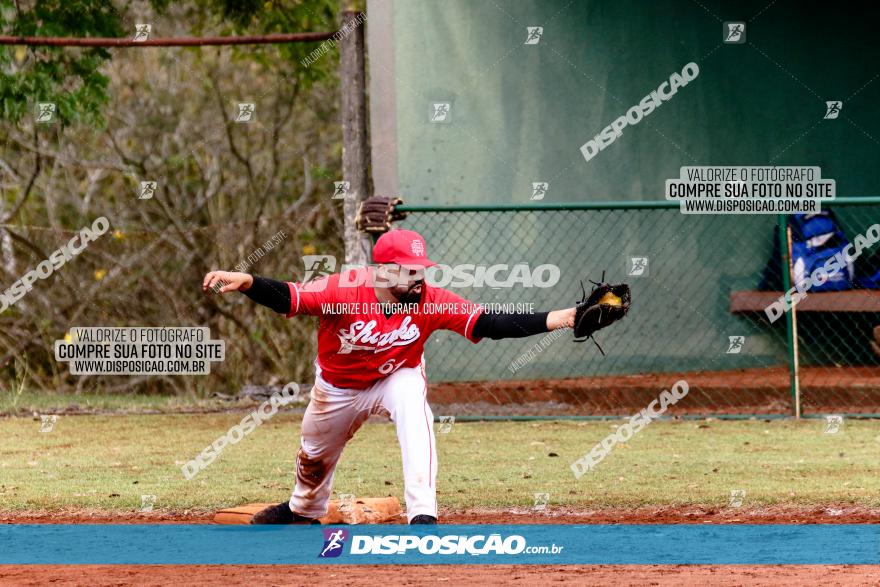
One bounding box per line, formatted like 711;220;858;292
777;214;801;417
339;8;371;266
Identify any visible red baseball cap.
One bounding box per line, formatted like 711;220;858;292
372;229;436;268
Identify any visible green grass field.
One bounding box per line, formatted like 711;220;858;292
0;389;245;416
2;410;879;513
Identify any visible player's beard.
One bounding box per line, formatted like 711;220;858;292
393;281;423;306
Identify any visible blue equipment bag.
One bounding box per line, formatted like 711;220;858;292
788;211;854;292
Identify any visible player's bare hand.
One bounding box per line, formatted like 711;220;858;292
202;271;253;294
546;307;576;330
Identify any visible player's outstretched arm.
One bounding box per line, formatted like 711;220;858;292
472;307;575;340
202;271;292;315
472;281;630;342
202;270;253;293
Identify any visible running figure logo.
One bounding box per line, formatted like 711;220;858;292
430;102;451;123
437;415;455;433
723;22;745;43
139;181;158;200
332;181;349;199
824;101;842;119
39;415;57;433
824;415;843;434
235;103;256;123
530;182;549;201
319;528;349;558
524;27;543;45
628;256;648;277
133;24;151;42
726;336;745;354
303;255;337;282
728;489;746;508
532;492;550;511
35;102;56;123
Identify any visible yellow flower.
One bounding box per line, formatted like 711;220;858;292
113;230;124;240
14;47;27;63
302;244;317;255
94;269;107;281
63;333;72;343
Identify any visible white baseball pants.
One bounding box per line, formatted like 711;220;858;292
288;361;438;522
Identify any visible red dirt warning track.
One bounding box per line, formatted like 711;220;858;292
2;564;879;586
3;504;880;525
432;366;880;415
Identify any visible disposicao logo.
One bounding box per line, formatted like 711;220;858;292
319;528;349;558
349;534;529;555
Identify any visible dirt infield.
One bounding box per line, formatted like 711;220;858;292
3;504;880;525
2;564;879;586
432;366;880;416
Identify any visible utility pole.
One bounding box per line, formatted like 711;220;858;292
339;6;371;266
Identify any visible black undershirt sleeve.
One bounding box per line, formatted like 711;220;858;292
242;277;550;336
472;310;550;340
242;275;291;315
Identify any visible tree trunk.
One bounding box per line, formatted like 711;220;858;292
339;8;371;266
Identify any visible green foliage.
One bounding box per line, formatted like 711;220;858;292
0;2;346;394
192;0;340;91
0;0;341;126
0;0;123;126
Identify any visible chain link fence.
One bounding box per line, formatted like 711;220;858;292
398;201;880;419
5;199;878;418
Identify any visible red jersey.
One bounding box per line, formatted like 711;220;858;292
287;266;483;390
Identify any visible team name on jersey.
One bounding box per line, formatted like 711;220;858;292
336;316;421;354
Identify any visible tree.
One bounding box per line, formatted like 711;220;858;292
0;0;346;395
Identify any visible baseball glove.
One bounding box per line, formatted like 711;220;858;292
355;196;407;233
573;273;631;354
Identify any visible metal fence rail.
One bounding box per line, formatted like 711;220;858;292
397;198;880;418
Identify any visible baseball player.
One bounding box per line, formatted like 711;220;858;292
202;228;621;524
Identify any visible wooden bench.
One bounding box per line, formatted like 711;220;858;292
730;290;880;313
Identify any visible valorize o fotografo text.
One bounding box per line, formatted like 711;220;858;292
54;327;225;375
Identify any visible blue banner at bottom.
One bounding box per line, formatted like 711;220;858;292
1;524;878;565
